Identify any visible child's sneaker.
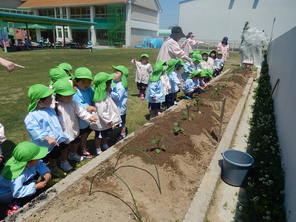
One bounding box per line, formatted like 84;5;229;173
96;147;102;155
82;150;93;159
60;160;73;172
7;204;20;216
68;152;84;162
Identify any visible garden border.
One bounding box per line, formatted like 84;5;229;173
183;76;254;222
4;68;233;222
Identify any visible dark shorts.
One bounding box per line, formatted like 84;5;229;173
137;82;148;91
70;136;81;145
148;103;161;111
45;142;68;160
121;114;126;126
95;128;113;139
79;127;92;135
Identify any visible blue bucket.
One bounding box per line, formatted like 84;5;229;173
221;150;254;187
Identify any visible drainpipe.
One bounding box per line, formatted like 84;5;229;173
125;0;132;47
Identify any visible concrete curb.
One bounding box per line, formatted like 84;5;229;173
4;68;232;222
183;77;254;222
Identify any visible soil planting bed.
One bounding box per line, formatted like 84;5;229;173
23;69;250;222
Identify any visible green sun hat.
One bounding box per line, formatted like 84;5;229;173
149;61;166;82
139;53;150;59
190;70;202;79
201;69;213;77
192;53;203;63
176;58;186;66
1;141;48;180
74;67;93;80
28;84;53;112
49;67;68;83
93;72;115;102
112;65;129;89
166;59;179;74
53;78;76;96
58;63;72;72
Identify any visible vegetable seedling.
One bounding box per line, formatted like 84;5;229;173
150;138;167;154
173;121;184;135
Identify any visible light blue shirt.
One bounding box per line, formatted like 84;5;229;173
184;78;195;93
0;160;50;203
215;58;224;69
73;87;94;129
24;108;69;152
169;71;181;93
145;80;165;103
193;79;200;88
111;81;128;116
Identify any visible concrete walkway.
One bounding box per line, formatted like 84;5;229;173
206;77;258;222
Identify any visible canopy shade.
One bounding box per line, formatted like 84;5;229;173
0;11;96;27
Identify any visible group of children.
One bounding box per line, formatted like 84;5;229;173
133;50;224;118
0;49;224;216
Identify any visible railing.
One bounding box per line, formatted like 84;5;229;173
0;8;33;15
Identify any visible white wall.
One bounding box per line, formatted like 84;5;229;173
179;0;296;42
268;26;296;222
131;28;157;47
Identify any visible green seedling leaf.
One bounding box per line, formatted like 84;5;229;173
155;149;161;154
150;139;161;144
174;122;179;127
160;145;167;151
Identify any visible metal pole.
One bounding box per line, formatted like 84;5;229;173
53;26;56;49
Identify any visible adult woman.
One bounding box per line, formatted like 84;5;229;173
157;26;193;65
217;37;230;61
181;32;205;56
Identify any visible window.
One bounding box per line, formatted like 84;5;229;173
62;8;67;18
55;8;60;18
64;28;69;38
57;28;62;38
39;9;54;17
95;6;107;18
70;7;90;19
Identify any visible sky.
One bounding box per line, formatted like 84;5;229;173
159;0;180;29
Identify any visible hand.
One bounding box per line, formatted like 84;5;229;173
86;106;96;113
190;62;195;67
45;136;59;146
152;97;157;101
43;173;52;183
108;122;115;128
0;59;25;72
35;181;47;189
131;59;136;64
89;117;98;122
0;155;4;163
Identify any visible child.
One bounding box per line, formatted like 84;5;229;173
214;53;225;76
48;67;69;88
217;36;229;61
167;59;183;107
24;84;70;173
0;123;5;165
90;72;122;154
200;52;214;70
111;66;128;141
146;61;166;119
183;70;202;98
161;64;171;109
192;53;203;70
131;54;153;99
72;67;96;158
0;142;51;215
58;63;74;79
53;78;97;162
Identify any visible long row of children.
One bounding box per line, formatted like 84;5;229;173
0;49;224;217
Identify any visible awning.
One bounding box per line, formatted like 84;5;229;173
0;11;96;27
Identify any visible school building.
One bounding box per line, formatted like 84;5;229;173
17;0;161;47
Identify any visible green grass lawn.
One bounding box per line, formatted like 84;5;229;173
0;49;240;156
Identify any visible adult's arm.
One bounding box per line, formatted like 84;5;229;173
0;57;24;72
168;43;193;64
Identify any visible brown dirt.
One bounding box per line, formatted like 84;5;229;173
24;69;249;222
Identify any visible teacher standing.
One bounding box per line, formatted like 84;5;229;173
157;26;193;65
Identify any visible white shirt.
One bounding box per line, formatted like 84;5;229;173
181;38;204;56
134;61;153;84
90;95;122;131
160;74;171;96
157;37;192;63
56;100;92;143
0;123;6;144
